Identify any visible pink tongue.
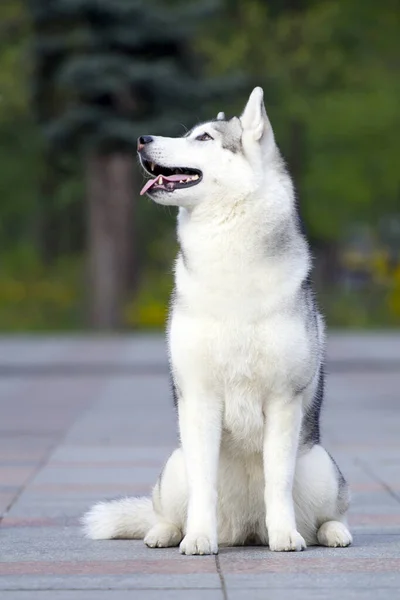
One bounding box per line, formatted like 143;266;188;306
140;174;188;196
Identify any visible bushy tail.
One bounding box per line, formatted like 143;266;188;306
82;497;156;540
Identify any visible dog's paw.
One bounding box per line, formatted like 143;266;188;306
179;533;218;555
317;521;352;548
144;523;182;548
268;528;306;552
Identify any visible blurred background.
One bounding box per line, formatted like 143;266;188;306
0;0;398;332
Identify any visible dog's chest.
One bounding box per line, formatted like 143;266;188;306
171;309;311;452
223;385;265;453
213;323;281;453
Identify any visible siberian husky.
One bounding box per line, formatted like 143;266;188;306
83;88;352;554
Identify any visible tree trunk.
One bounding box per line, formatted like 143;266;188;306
287;118;305;199
36;158;60;265
86;152;134;330
314;241;341;288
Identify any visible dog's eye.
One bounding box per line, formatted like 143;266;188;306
195;132;213;141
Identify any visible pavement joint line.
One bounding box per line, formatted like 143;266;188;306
0;588;224;592
1;360;400;377
0;435;61;526
0;365;168;377
355;458;400;505
1;587;399;592
351;533;400;536
215;554;229;600
1;335;399;595
0;377;113;526
0;431;60;438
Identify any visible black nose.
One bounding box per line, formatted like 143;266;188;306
137;135;153;151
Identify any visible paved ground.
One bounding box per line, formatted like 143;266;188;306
0;333;399;599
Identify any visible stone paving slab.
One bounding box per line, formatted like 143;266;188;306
223;573;400;589
1;332;398;370
0;575;221;592
0;593;224;600
229;590;398;600
0;334;399;599
327;332;400;364
0;336;168;370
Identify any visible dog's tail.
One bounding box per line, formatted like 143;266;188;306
82;497;156;539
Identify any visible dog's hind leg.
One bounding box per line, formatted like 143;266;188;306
145;448;188;548
317;518;352;547
146;446;251;550
144;522;182;548
293;444;352;547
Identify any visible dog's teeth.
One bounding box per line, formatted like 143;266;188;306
158;176;163;184
180;180;184;183
151;163;155;171
193;174;199;180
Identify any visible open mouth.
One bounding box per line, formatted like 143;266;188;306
140;159;203;196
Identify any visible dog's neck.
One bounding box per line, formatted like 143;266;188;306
174;192;311;320
176;183;309;280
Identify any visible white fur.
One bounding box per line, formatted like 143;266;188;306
82;497;155;539
83;88;352;553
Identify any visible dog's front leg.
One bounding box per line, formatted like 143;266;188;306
178;392;222;555
263;397;306;551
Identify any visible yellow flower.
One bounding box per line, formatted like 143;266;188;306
124;300;167;328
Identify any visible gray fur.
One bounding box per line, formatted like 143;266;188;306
300;367;323;447
337;473;351;515
170;372;179;408
212;117;243;154
263;220;297;258
328;452;350;515
183;117;243;154
179;249;189;271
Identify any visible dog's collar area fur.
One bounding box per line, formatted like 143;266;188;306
140;158;202;196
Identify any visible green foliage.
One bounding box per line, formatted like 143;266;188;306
199;0;399;244
0;0;398;330
0;2;43;253
29;0;230;153
0;2;30;116
0;249;82;331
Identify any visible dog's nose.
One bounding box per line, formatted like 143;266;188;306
137;135;153;152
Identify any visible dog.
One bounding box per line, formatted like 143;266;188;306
83;87;352;554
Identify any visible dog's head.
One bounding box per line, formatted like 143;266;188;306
138;87;277;207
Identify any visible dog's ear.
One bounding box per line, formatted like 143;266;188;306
240;87;271;142
216;111;226;121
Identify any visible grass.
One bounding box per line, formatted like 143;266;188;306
0;249;399;331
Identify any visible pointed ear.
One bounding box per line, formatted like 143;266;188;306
216;111;226;121
240;87;269;141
